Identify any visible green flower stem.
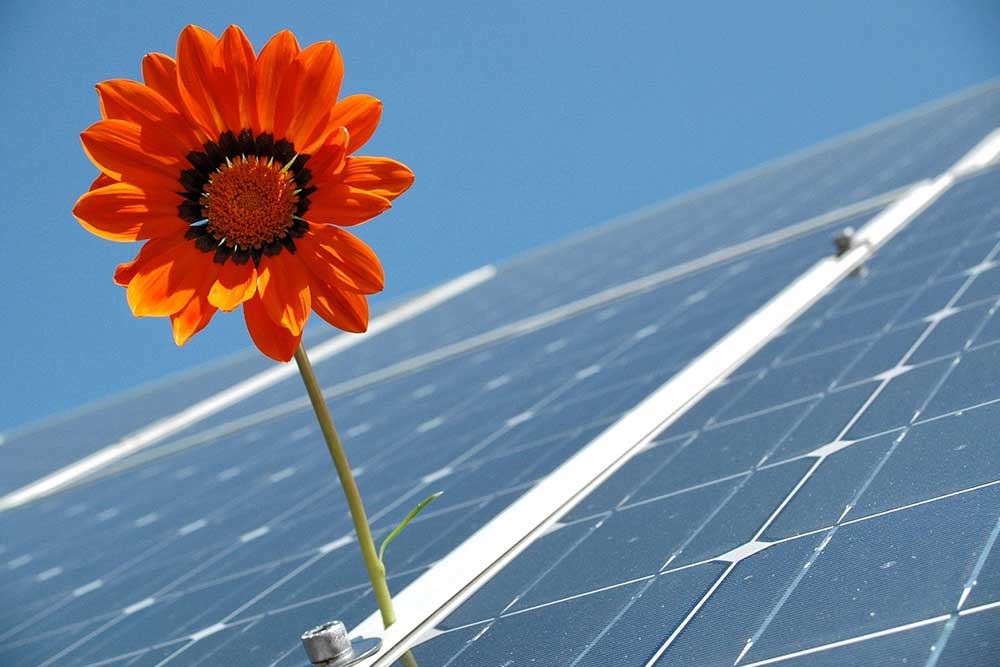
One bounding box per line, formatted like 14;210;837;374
293;343;397;628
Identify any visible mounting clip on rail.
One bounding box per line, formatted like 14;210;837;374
832;226;870;278
301;621;381;667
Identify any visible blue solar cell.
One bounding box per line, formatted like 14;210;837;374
971;307;1000;347
934;607;1000;667
511;479;739;610
442;521;602;630
849;403;1000;520
908;303;992;365
664;373;755;435
652;536;825;667
957;265;1000;308
666;458;815;568
445;581;644;667
402;625;483;666
892;274;967;327
626;403;807;500
922;342;1000;419
745;485;1000;663
751;622;941;666
835;322;924;386
718;342;867;421
768;383;874;460
574;563;729;667
562;434;693;522
844;358;953;439
763;431;897;540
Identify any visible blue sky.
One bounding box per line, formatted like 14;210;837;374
1;1;998;431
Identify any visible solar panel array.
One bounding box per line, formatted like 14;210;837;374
1;83;998;667
409;166;1000;667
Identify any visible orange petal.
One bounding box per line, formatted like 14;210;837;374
142;53;184;113
304;127;348;177
73;182;187;242
274;41;344;153
339;157;414;201
171;267;219;345
127;238;213;317
298;224;384;294
114;234;178;286
175;25;227;137
309;273;369;333
257;252;311;335
305;184;391;227
80;119;184;191
114;256;141;287
213;25;256;132
208;260;257;311
253;30;300;135
90;173;117;190
243;292;300;361
95;79;201;153
330;94;382;153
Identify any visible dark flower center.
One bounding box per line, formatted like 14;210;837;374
178;129;316;266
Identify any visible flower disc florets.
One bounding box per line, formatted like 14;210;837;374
202;156;298;249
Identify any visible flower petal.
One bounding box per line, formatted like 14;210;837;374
175;25;227;137
208;260;257;311
114;235;178;287
254;30;300;135
171;266;219;345
73;182;187;242
80;119;185;191
90;173;117;190
243;292;300;361
339;157;414;201
309;273;369;333
142;53;184;112
95;79;201;153
257;252;311;335
303;127;348;178
127;237;213;317
305;184;391;227
274;41;344;153
298;224;384;294
330;94;382;153
114;257;141;287
213;25;256;132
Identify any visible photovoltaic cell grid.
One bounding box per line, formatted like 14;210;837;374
3;82;998;497
406;166;1000;667
0;220;843;667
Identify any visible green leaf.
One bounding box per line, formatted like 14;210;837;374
378;491;443;563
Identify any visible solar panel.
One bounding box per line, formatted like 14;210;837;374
406;166;1000;666
1;83;999;667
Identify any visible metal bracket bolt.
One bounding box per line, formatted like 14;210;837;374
301;620;382;667
832;226;871;277
832;226;857;257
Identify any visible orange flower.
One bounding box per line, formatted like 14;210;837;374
73;25;413;361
